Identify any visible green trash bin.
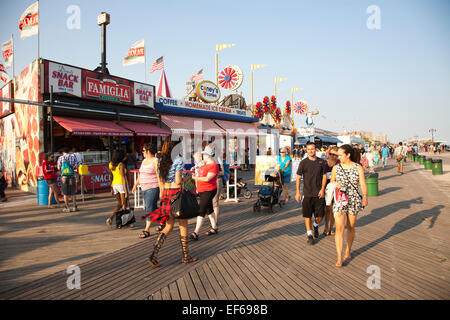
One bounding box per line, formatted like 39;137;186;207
424;158;432;170
366;172;379;196
431;159;443;175
418;155;425;165
413;154;418;162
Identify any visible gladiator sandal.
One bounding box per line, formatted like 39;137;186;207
148;232;166;267
180;236;198;264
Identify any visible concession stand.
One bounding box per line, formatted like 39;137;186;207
0;58;170;193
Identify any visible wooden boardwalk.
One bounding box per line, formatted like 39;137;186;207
0;157;449;300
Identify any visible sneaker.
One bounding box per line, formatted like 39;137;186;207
62;208;71;213
307;235;315;245
313;225;319;238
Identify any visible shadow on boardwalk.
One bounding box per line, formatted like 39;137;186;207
351;205;444;261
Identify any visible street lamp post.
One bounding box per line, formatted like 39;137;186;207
250;64;267;115
215;44;235;85
429;129;436;142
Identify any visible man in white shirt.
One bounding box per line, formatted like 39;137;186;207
394;142;407;175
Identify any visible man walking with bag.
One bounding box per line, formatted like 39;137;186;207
295;142;327;245
57;147;81;213
394;142;407;175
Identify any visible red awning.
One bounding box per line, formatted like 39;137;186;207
214;119;260;136
53;116;133;136
161;115;225;135
119;121;171;137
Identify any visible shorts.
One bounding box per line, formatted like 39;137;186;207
46;179;57;186
61;175;76;196
112;184;127;195
198;189;217;217
281;174;291;185
302;196;325;219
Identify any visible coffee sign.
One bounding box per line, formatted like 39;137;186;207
195;80;221;103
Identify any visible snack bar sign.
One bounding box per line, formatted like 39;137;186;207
85;77;131;103
134;82;155;109
48;62;82;96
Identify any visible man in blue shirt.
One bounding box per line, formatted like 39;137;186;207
381;144;390;168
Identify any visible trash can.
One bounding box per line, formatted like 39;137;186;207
418;155;425;165
366;172;379;197
431;159;443;175
413;154;418;162
37;177;57;205
424;158;433;170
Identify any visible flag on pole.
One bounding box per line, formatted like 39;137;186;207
122;39;145;67
216;44;235;51
1;38;13;68
251;64;266;70
157;70;171;98
149;56;164;73
0;63;10;83
275;77;287;83
19;1;39;40
190;69;203;82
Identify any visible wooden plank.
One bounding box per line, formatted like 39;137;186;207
169;282;180;300
211;253;247;300
206;258;238;300
176;278;191;300
189;269;209;300
161;286;171;300
195;265;217;300
201;262;227;300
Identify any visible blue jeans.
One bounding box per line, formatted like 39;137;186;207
143;187;159;221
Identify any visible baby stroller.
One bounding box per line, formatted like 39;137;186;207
222;176;252;199
253;169;283;213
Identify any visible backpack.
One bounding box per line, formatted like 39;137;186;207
61;158;74;176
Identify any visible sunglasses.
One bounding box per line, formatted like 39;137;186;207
330;153;338;156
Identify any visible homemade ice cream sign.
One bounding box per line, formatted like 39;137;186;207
195;80;221;103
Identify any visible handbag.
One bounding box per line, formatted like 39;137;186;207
170;189;200;219
339;164;363;201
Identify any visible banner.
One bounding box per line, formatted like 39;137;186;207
1;38;13;68
0;63;9;83
19;1;39;40
0;81;13;117
122;39;145;67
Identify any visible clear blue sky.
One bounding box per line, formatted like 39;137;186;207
1;0;449;143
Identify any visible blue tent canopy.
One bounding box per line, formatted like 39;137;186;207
314;135;342;144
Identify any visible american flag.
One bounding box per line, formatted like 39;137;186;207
149;56;164;73
294;101;308;114
190;69;203;82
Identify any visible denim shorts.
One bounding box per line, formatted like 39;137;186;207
143;187;160;218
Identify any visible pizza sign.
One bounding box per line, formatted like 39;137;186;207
86;77;131;103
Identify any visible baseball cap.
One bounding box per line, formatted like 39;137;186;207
201;146;215;157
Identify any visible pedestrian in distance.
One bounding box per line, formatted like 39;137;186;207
146;139;197;267
323;146;339;236
132;143;163;238
330;144;368;267
278;147;292;202
295;142;327;245
57;147;81;213
106;150;129;227
0;169;7;202
381;144;390;168
190;146;219;240
394;142;407;174
42;153;61;208
71;147;86;194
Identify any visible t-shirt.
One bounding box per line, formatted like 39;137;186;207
296;157;326;197
197;162;219;193
381;147;390;158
